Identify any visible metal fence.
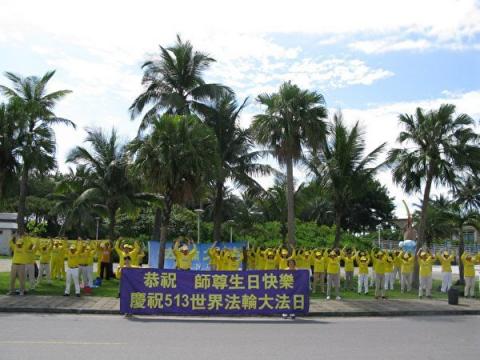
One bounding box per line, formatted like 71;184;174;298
377;240;480;254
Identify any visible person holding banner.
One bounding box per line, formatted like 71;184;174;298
326;250;341;300
173;238;197;270
115;239;140;278
277;246;295;270
282;258;298;320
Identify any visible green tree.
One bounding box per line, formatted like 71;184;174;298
306;112;385;247
128;114;218;268
201;93;272;242
0;70;74;235
129;35;230;131
387;104;480;286
67;128;150;241
252;81;328;246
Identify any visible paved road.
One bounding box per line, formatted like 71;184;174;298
0;313;478;360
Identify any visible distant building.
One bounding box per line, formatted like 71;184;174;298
0;213;17;255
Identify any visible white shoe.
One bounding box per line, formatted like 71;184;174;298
326;296;330;300
336;296;342;300
282;314;289;319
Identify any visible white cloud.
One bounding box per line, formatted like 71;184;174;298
350;39;433;54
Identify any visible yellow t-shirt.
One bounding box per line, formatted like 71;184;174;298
418;257;434;277
10;239;30;265
326;256;340;274
462;254;477;277
174;247;197;270
401;256;414;273
357;256;370;275
343;256;355;272
373;255;386;274
312;256;326;273
437;255;454;272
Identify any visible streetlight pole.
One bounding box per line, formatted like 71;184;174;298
377;224;382;248
227;220;234;243
194;209;204;244
95;217;100;241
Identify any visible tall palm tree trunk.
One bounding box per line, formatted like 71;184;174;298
413;170;434;288
152;207;162;241
213;180;224;243
0;170;6;200
458;227;465;285
158;197;172;269
17;166;28;235
334;211;342;248
285;155;296;247
108;207;117;241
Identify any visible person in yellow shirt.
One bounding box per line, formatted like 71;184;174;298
255;247;266;270
437;250;455;292
64;243;81;297
263;249;277;270
356;251;370;295
246;248;256;270
462;252;478;298
326;250;341;300
36;238;53;285
392;249;402;284
282;259;298;320
224;249;243;271
312;249;326;294
417;249;435;298
400;252;414;292
173;238;197;270
115;239;140;278
7;236;29;296
97;241;113;280
128;240;143;267
384;252;395;291
373;250;387;299
207;242;221;270
51;240;66;280
23;236;37;291
341;247;355;291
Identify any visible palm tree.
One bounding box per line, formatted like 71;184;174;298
67;128;151;241
128;114;218;268
0;70;74;234
129;35;230;132
252;81;328;246
387;104;480;285
200;93;272;242
0;100;24;199
305;111;385;247
51;166;97;238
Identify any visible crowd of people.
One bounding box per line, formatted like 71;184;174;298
7;236;145;297
7;235;480;300
171;241;480;300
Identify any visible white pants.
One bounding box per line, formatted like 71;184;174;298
25;263;36;289
65;268;80;295
79;265;90;287
401;272;412;292
465;276;476;297
384;272;394;290
358;274;369;294
419;276;432;297
392;266;401;282
441;272;452;292
86;265;94;287
37;263;51;284
370;270;376;287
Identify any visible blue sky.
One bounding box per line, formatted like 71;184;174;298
0;0;479;217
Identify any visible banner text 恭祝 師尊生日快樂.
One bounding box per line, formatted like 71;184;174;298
120;268;310;315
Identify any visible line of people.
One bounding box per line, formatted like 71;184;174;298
8;236;145;297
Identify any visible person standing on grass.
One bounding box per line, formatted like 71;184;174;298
342;247;355;291
36;238;53;285
356;251;370;295
384;252;395;291
312;249;326;294
51;240;66;280
326;250;341;300
24;236;37;291
7;236;29;296
97;241;113;280
437;250;455;293
373;250;388;299
392;249;402;284
400;252;414;293
462;252;479;298
64;243;81;297
417;249;434;299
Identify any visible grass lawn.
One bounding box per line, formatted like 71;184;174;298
0;255;11;259
0;271;120;297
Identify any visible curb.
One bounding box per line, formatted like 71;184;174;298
0;307;479;317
